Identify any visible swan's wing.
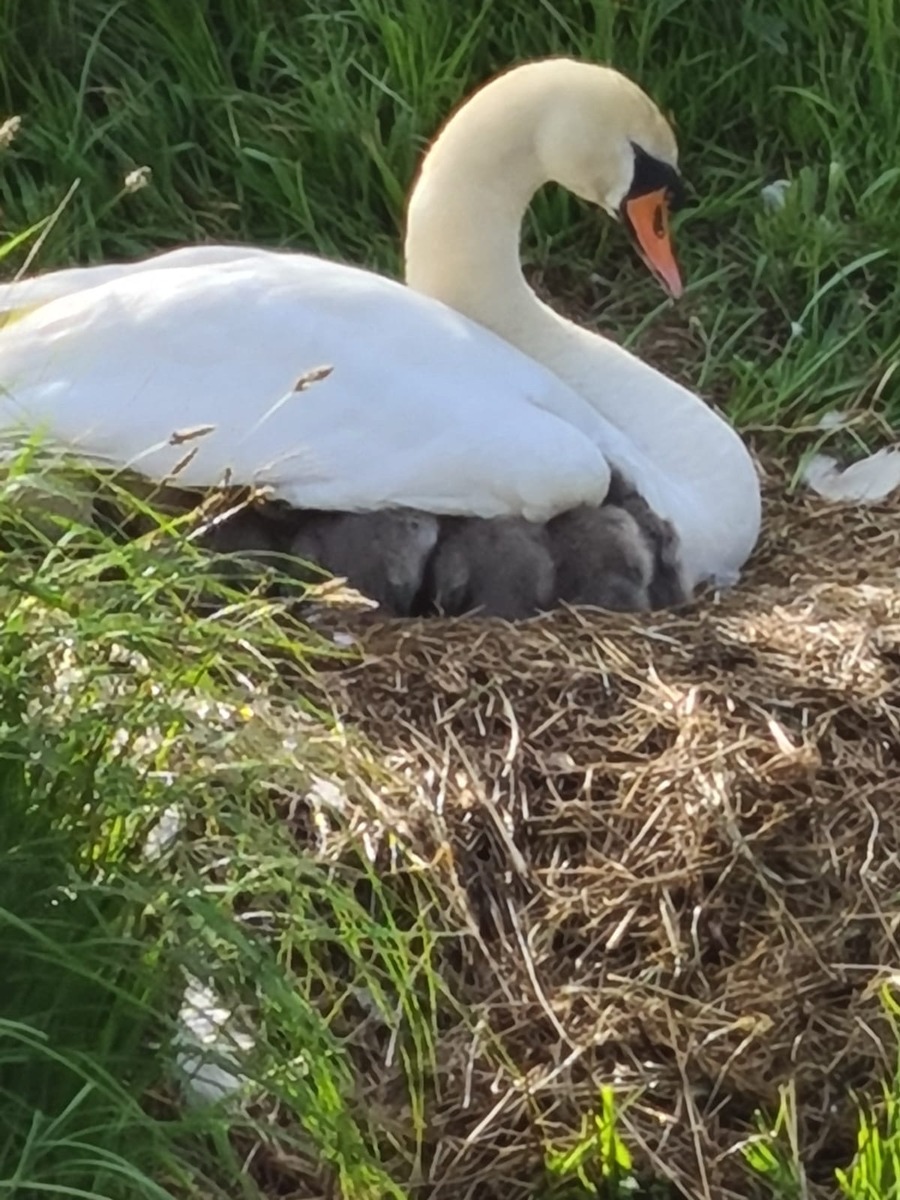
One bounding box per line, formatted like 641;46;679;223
0;244;279;324
0;252;613;521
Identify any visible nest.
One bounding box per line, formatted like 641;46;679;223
287;457;900;1200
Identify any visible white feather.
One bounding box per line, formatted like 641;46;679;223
803;449;900;504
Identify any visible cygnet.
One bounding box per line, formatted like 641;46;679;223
197;500;293;580
287;508;440;617
545;503;655;612
427;515;556;620
603;470;690;609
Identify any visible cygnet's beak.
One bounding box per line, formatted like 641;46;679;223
621;188;684;300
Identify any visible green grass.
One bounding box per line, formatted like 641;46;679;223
0;466;452;1198
2;1;900;1197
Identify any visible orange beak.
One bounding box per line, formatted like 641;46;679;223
622;188;684;299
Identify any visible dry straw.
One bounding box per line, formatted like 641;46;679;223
293;460;900;1199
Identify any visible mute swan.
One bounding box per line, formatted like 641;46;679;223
428;515;556;619
0;58;761;597
287;509;440;616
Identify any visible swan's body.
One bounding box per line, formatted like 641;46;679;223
0;58;761;597
428;515;555;619
0;251;620;522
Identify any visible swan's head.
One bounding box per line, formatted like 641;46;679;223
531;61;687;297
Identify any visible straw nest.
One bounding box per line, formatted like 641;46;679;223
280;456;900;1200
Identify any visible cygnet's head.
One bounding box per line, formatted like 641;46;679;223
529;60;686;297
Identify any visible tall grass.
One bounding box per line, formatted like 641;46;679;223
0;467;449;1198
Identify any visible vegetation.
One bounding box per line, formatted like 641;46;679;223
1;1;899;1197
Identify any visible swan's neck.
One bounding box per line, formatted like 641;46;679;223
404;114;761;591
405;128;540;336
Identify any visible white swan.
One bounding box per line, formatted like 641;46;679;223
0;58;761;593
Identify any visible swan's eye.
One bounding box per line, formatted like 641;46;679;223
629;142;687;212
